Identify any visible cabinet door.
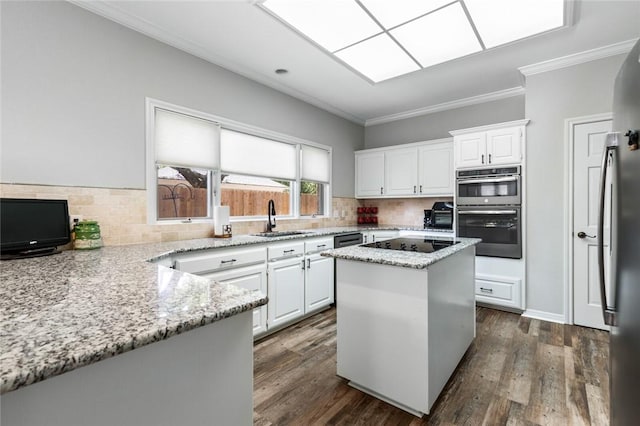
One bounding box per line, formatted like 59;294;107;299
205;265;267;336
384;148;418;196
454;132;486;168
486;127;522;166
418;142;454;196
305;253;335;313
268;257;305;328
356;152;385;197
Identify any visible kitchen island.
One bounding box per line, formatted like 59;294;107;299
322;236;480;417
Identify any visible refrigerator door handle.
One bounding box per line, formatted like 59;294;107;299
598;133;620;326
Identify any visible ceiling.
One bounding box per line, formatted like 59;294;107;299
71;0;639;125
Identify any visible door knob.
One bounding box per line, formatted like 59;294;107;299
577;231;596;239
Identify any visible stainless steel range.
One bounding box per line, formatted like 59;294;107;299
363;237;458;253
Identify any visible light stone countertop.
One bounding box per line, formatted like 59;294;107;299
0;225;430;394
321;236;481;269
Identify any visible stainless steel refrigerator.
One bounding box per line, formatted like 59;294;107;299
599;38;640;425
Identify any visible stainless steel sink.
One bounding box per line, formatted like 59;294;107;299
251;231;312;238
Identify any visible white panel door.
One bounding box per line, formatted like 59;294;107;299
573;119;612;330
454;132;486;168
485;127;521;165
418;142;454;196
384;147;418;196
268;257;305;328
205;265;267;336
355;152;385;197
304;253;334;313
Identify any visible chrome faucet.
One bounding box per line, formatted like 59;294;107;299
267;199;276;232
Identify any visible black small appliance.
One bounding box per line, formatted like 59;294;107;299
424;202;454;230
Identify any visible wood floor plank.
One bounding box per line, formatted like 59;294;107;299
253;306;610;425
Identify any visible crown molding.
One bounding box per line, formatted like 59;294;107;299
67;0;365;125
364;87;526;127
449;119;530;136
518;38;639;77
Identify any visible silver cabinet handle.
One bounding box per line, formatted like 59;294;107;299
413;185;416;193
419;185;422;193
380;187;383;195
598;132;620;326
577;231;596;239
481;154;485;164
307;258;311;269
220;259;236;264
283;249;295;254
488;154;492;164
301;259;306;270
316;244;326;249
479;287;493;293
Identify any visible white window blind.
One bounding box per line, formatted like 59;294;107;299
155;108;219;169
301;145;330;183
220;129;297;180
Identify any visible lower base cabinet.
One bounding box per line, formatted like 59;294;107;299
204;264;268;336
267;256;306;329
305;252;335;313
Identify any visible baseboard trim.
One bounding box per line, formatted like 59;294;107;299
522;309;566;324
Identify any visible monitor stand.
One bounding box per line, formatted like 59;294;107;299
1;247;62;260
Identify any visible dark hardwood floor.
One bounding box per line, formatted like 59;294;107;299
253;307;609;425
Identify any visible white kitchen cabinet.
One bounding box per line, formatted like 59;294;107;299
267;241;306;329
356;151;385;197
451;120;528;169
204;264;267;335
486;127;522;166
172;246;268;337
384;147;418;196
454;132;486;168
356;138;454;199
418;142;454;196
304;237;335;313
268;255;305;329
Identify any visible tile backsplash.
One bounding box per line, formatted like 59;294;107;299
359;197;453;227
0;183;359;246
1;183;451;246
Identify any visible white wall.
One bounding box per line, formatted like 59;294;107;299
0;1;363;197
364;96;525;149
524;55;626;316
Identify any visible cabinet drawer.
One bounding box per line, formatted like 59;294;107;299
305;237;334;254
476;279;512;301
175;247;266;274
268;241;305;261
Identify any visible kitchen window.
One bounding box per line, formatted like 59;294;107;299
146;99;332;223
149;106;219;222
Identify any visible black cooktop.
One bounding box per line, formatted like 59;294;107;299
362;237;458;253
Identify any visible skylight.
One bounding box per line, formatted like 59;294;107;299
261;0;566;83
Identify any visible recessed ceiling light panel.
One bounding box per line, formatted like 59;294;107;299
262;0;381;52
464;0;565;48
390;3;482;68
360;0;455;29
334;33;420;82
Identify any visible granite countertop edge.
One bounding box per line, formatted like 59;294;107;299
321;237;482;269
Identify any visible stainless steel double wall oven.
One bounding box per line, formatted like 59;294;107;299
456;166;522;259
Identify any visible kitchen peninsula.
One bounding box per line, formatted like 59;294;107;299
0;240;268;426
323;236;480;417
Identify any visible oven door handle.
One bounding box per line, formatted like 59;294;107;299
457;176;518;185
458;210;517;215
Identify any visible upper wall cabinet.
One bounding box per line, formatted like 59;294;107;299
450;120;529;169
355;138;453;199
355;151;385;197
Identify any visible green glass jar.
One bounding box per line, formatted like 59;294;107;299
73;220;103;250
